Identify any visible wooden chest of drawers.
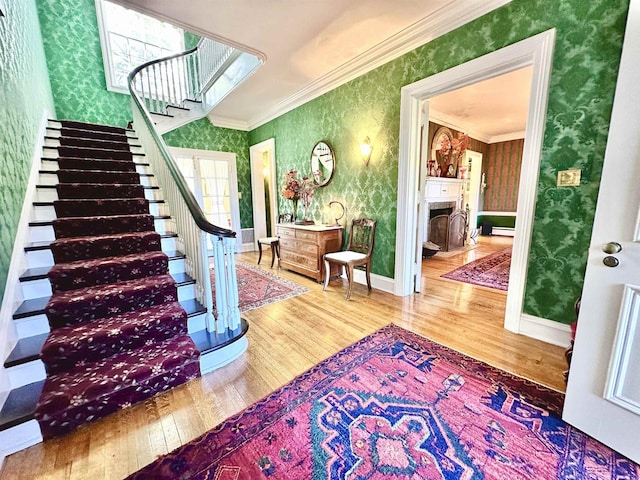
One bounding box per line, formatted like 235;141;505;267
277;224;343;282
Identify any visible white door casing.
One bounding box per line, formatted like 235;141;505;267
396;30;555;339
563;0;640;463
464;150;483;234
250;138;277;249
169;147;241;251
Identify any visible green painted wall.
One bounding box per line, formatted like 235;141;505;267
250;0;629;323
0;0;56;306
37;0;131;127
162;119;253;229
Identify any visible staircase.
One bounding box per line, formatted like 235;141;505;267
133;37;262;134
0;119;248;455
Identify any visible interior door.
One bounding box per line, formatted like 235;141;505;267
413;103;429;292
563;0;640;463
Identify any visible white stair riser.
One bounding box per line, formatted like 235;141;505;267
168;258;185;275
34;187;162;203
14;313;49;338
0;420;43;460
37;172;157;187
187;312;206;333
7;360;46;389
177;283;195;301
26;237;181;270
20;278;50;299
14;306;204;340
25;249;53;270
28;217;173;243
31;203;167;222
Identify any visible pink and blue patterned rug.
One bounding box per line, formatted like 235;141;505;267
441;247;511;290
128;324;639;479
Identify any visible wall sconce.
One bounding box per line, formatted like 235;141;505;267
328;201;345;226
360;137;373;166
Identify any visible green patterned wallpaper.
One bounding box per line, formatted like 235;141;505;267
162;119;253;229
37;0;132;127
0;0;56;305
250;0;629;323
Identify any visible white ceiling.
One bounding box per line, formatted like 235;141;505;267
430;66;533;143
115;0;512;130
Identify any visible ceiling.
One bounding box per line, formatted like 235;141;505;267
115;0;512;131
430;66;533;143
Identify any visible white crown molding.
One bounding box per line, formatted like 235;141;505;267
248;0;512;130
429;109;525;144
207;114;251;131
429;109;492;143
488;131;526;143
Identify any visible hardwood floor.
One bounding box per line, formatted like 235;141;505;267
1;235;568;479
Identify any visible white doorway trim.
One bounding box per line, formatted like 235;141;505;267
250;138;277;249
395;29;556;337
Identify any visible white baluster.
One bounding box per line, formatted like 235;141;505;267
223;236;241;330
212;236;228;333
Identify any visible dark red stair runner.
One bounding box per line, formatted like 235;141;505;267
52;213;155;238
34;120;199;439
50;230;161;263
56;183;144;199
56;169;140;184
53;197;150;218
48;250;169;292
56;157;137;172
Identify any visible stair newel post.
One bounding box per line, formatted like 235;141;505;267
211;235;229;333
223;236;241;331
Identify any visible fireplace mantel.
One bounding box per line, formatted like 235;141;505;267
425;177;465;202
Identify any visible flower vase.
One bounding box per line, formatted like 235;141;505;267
292;198;299;222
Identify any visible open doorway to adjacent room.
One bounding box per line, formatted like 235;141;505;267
420;66;533;320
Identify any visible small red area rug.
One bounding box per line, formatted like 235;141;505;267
212;261;308;312
128;324;639;480
441;247;511;290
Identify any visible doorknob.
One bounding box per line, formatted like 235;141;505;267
603;256;620;267
603;242;622;254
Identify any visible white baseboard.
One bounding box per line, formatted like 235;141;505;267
241;242;255;252
350;270;395;295
519;314;572;347
492;227;516;237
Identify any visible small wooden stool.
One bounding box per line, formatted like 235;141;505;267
257;236;281;268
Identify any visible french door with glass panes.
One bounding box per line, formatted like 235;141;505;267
169;147;241;251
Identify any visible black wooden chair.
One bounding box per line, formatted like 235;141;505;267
323;218;376;300
257;213;293;268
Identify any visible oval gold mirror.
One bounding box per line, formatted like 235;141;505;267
310;141;335;187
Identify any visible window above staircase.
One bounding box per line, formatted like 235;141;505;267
97;0;263;133
96;0;186;94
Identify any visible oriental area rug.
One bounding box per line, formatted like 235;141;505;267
441;247;511;290
211;261;308;312
128;324;639;480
